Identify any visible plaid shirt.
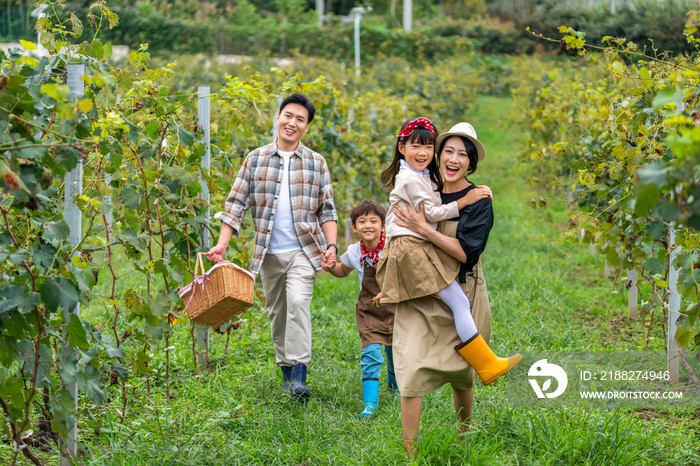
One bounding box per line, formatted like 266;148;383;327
214;140;338;273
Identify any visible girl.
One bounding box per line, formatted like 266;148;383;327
376;117;521;386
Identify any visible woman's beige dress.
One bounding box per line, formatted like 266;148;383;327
392;220;493;396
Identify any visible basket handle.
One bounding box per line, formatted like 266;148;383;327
194;252;206;277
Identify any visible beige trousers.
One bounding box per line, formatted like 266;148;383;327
259;249;317;366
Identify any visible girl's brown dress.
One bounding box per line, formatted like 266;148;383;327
390;221;493;396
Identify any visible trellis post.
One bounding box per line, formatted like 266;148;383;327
197;85;211;366
316;0;324;25
668;228;681;382
60;61;84;466
403;0;412;32
354;11;362;76
271;94;282;142
627;269;638;319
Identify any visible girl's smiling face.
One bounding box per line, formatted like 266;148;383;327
399;139;434;172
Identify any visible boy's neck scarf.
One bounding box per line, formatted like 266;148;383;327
360;233;386;268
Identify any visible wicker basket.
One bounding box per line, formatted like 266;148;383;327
178;253;255;329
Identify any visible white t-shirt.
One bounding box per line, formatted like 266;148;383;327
340;241;384;291
268;150;302;254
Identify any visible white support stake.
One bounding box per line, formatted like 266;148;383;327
354;14;361;76
628;269;638;319
271;94;282;142
403;0;412;32
668;228;681;382
316;0;324;25
345;217;352;248
60;61;85;466
197;86;211;365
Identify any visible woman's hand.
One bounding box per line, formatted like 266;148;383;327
206;244;226;263
395;203;430;236
457;186;493;209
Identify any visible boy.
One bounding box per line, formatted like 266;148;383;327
323;200;397;417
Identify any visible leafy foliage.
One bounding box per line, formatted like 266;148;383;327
0;2;487;462
516;23;700;352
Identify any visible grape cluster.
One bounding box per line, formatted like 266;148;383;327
36;417;55;453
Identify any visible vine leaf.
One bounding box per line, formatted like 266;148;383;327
66;317;90;350
177;125;194;146
686;303;700;327
79;366;106;404
0;285;24;312
644;220;667;241
51;389;76;440
43;220;70;247
70;13;83;39
652;87;684;111
39;277;79;313
675;326;694;348
58;352;79;384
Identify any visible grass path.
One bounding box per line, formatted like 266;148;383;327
78;96;700;466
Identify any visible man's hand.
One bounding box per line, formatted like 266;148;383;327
321;247;337;270
206;244;226;264
372;292;382;306
321;256;336;271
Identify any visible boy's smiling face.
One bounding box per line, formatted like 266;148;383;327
352;213;384;246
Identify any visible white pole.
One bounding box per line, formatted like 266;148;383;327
354;14;361;76
345;217;352;248
628;269;638;319
668;228;681;383
271;94;282;142
197;86;211;365
403;0;412;32
60;61;85;466
316;0;324;25
347;107;354;133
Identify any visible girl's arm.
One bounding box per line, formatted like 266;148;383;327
393;171;459;223
394;203;466;262
456;186;492;210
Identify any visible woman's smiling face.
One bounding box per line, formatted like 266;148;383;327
439;136;470;183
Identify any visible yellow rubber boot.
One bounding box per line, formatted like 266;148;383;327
455;333;522;386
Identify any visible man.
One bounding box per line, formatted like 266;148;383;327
207;93;338;400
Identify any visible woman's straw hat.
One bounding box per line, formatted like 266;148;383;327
435;122;486;162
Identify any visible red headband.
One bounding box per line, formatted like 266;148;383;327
397;117;436;142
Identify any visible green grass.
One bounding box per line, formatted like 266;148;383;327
8;95;700;465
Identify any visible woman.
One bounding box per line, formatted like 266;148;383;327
392;122;504;453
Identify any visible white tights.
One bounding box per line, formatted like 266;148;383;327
436;280;477;342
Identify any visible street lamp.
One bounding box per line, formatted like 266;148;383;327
344;6;371;77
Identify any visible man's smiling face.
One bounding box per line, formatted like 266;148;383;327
276;103;310;149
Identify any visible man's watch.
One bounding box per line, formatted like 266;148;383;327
327;243;338;254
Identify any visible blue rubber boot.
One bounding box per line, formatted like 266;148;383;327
360;380;379;417
280;365;292;391
385;346;399;394
291;363;311;400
